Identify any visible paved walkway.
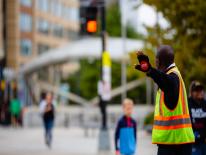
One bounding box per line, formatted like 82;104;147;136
0;127;157;155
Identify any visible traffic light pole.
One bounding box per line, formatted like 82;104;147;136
98;2;111;152
101;5;106;52
99;2;107;130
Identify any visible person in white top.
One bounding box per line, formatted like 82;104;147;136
39;92;55;148
98;80;111;130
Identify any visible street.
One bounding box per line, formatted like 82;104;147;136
0;127;157;155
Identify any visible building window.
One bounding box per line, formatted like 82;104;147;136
56;1;62;17
62;6;67;19
50;0;56;14
63;7;79;22
70;8;79;22
20;13;32;32
20;39;32;56
37;0;49;12
20;0;32;7
37;18;49;34
52;24;63;38
50;0;63;17
38;44;50;55
63;6;71;20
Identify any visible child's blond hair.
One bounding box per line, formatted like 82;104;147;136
122;98;134;106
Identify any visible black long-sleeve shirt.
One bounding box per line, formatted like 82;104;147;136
147;66;180;110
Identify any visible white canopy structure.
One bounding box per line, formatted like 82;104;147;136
20;37;143;74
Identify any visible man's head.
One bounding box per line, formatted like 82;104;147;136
156;45;174;71
122;98;134;117
46;92;53;105
190;81;204;102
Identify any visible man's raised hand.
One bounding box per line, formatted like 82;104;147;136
134;51;151;72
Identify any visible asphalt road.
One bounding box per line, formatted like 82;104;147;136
0;127;157;155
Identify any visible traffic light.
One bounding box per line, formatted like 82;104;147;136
80;6;98;35
87;20;97;33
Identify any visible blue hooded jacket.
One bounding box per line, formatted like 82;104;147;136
115;116;137;155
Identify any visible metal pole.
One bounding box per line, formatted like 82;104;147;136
153;8;159;102
101;5;106;53
146;77;151;105
98;1;111;152
100;2;107;130
98;1;106;79
121;25;127;101
121;0;127;101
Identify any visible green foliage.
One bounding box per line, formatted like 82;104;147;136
144;111;154;125
106;2;121;37
127;24;144;39
106;2;143;39
127;84;146;103
79;59;100;99
65;59;100;100
144;0;206;89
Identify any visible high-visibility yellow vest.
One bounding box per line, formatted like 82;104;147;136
152;66;195;144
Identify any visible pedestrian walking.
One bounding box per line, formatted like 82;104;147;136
115;98;137;155
135;45;195;155
98;80;110;130
188;81;206;155
39;92;55;148
10;92;21;127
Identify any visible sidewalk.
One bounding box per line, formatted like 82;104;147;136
0;127;157;155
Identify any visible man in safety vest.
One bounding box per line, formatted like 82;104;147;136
135;45;195;155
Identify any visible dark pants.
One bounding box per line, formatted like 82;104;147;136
192;143;206;155
99;98;107;129
157;144;192;155
43;119;54;147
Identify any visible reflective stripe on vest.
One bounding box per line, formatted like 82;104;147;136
154;117;191;126
154;117;191;129
153;114;192;130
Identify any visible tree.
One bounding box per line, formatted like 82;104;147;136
144;0;206;88
106;1;121;37
62;59;100;100
106;1;143;39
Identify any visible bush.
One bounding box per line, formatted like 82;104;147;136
144;111;154;126
143;111;154;133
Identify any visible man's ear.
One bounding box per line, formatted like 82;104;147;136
156;58;161;70
158;62;166;71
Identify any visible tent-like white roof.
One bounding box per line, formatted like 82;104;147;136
20;37;143;74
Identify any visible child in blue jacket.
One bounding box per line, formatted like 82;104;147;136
115;98;137;155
